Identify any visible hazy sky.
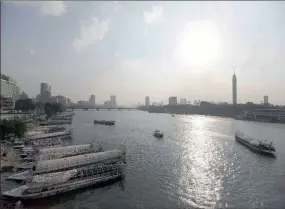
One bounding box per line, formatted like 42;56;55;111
2;1;285;105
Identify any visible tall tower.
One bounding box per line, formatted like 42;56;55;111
232;67;237;105
145;96;150;107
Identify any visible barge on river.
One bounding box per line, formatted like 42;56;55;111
93;120;115;126
3;162;124;199
235;131;276;157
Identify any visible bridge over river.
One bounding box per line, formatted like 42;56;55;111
72;107;140;111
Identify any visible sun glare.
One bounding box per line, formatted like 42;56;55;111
174;20;223;68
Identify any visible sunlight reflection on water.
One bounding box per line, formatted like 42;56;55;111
177;116;224;208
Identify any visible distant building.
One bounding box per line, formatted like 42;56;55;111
180;98;187;105
1;74;20;109
145;96;150;107
264;95;269;106
169;97;178;105
36;94;41;102
67;98;71;108
152;102;160;106
110;95;116;107
32;97;37;103
89;94;96;105
19;92;29;100
104;100;111;107
40;83;51;103
57;95;67;107
49;96;59;103
232;73;237;105
77;100;88;105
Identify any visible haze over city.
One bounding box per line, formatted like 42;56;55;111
2;1;285;105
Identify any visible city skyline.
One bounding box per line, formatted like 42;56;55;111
2;2;285;105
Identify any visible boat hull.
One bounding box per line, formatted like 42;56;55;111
235;135;276;157
3;175;122;200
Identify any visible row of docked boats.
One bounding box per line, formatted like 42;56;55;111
3;111;126;199
235;131;276;157
3;147;125;199
38;112;74;126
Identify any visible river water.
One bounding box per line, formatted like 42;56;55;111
9;110;285;208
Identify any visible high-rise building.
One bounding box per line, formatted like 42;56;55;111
40;83;51;103
110;95;116;107
169;97;178;105
67;98;71;108
180;98;187;105
145;96;150;106
264;95;269;106
1;74;20;109
232;72;237;105
89;94;95;105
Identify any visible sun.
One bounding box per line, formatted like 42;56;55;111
174;20;223;68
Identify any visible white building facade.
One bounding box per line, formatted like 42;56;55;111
1;74;20;109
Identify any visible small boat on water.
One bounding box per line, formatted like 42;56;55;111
93;120;115;126
153;130;163;138
235;131;276;157
2;162;124;199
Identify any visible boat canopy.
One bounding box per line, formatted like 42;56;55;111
39;144;92;155
36;149;124;173
31;169;77;185
28;131;70;140
38;143;100;161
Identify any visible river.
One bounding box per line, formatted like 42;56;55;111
9;110;285;208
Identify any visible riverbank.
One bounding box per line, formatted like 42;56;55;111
147;105;241;118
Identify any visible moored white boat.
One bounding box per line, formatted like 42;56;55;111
3;162;124;199
16;143;103;170
28;131;71;141
8;149;126;181
39;120;72;126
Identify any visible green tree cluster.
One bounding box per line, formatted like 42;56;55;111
44;103;64;118
15;99;36;111
0;119;27;141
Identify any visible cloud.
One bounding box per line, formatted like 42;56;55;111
144;5;164;25
73;17;110;51
25;47;36;55
10;1;66;16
